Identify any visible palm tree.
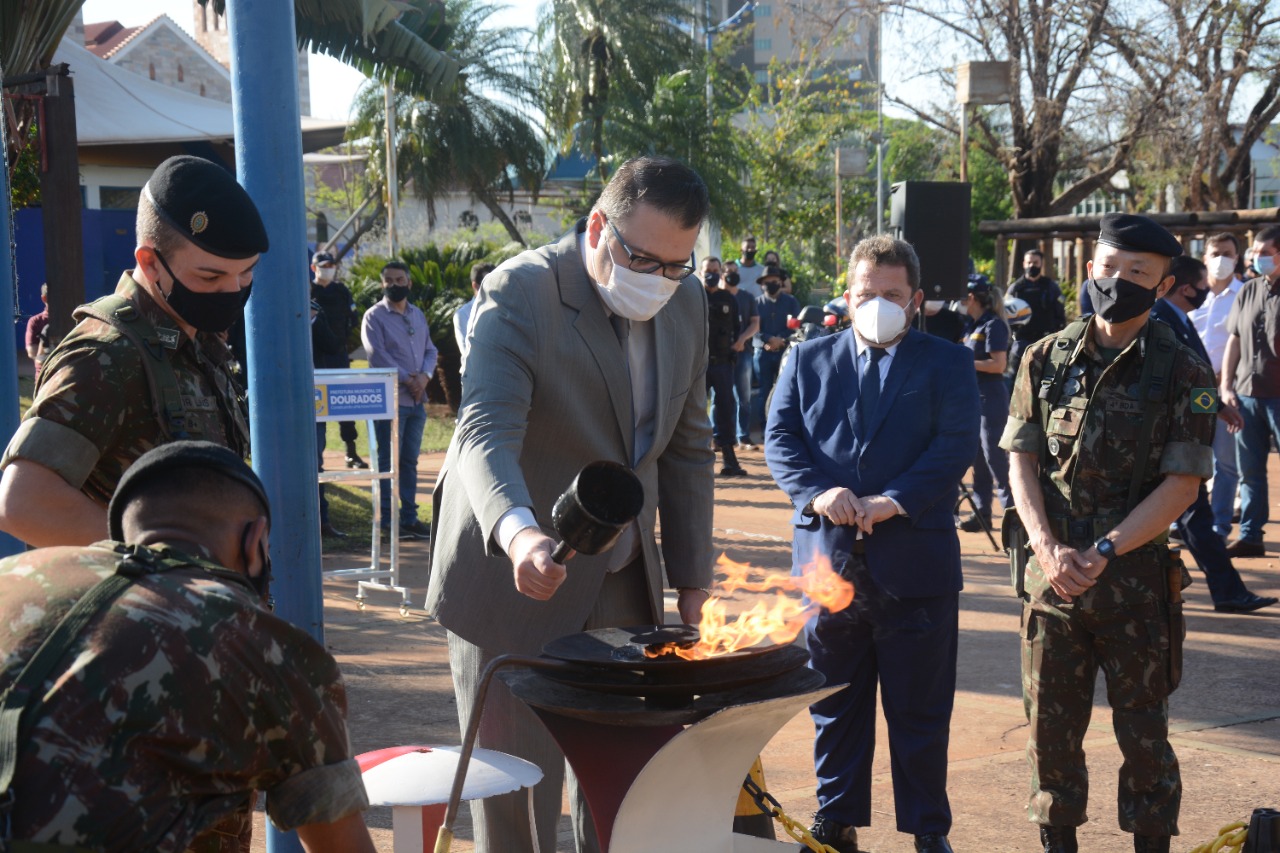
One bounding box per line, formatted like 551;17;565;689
350;0;547;245
1;0;462;181
537;0;697;180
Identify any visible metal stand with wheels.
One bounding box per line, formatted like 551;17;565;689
315;368;410;614
955;483;1000;552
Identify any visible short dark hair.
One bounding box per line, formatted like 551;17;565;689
1207;232;1240;255
742;235;756;245
471;262;495;286
1169;255;1207;290
848;235;922;291
381;261;411;279
1256;225;1280;249
595;156;709;230
1024;249;1044;261
701;256;721;269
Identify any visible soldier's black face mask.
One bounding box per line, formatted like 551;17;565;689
1086;275;1158;323
154;249;252;334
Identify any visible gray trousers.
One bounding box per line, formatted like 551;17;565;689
448;557;657;853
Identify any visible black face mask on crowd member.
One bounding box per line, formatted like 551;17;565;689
742;250;756;263
1026;264;1041;278
704;272;721;289
154;249;251;334
725;271;741;287
764;280;782;296
385;284;411;303
1086;276;1158;323
1185;284;1210;310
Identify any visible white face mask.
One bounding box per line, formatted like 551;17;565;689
314;266;336;283
853;296;908;345
1207;255;1236;281
598;262;680;321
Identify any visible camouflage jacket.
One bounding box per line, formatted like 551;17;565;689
1000;316;1215;520
0;542;367;852
0;273;249;506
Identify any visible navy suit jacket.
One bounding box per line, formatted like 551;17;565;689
1150;299;1210;364
765;327;981;597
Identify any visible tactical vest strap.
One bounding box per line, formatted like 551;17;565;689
73;296;195;442
1127;320;1178;512
1036;319;1090;468
0;546;214;845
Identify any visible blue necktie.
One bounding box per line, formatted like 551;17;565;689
859;347;886;436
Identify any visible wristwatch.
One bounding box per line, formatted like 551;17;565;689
1093;537;1117;561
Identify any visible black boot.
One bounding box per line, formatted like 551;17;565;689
345;440;369;469
719;443;746;476
1039;825;1078;853
1133;834;1171;853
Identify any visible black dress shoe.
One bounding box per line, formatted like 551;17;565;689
1039;825;1078;853
320;522;348;539
957;513;993;533
1225;538;1266;558
345;453;370;469
719;465;747;477
1133;834;1171;853
809;816;861;853
1214;592;1279;613
914;833;953;853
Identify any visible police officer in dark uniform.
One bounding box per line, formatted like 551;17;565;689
311;251;366;469
703;257;745;475
958;274;1011;532
1006;249;1066;382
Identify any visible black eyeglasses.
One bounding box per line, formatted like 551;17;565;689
609;222;696;281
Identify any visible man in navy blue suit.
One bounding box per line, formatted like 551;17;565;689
1150;257;1276;613
766;235;980;853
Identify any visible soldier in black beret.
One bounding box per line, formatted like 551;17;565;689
999;210;1219;853
0;155;266;548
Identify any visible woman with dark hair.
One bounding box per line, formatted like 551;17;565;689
959;274;1011;532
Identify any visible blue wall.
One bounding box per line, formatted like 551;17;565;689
13;207;138;341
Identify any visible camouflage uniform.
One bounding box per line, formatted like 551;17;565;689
0;273;250;506
0;542;367;852
999;317;1215;835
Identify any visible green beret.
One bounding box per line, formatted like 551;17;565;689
142;155;269;259
108;440;270;540
1098;213;1183;259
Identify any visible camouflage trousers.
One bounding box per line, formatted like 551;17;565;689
1020;551;1180;835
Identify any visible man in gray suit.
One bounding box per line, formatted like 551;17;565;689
426;156;716;852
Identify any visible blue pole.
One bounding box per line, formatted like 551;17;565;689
226;2;320;851
0;105;27;557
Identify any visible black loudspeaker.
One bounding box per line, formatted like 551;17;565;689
889;181;971;301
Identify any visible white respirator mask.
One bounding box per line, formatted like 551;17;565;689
853;296;908;345
1206;255;1236;282
598;263;680;322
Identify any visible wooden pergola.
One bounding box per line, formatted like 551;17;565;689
979;208;1280;291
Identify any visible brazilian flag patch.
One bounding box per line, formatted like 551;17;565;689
1191;388;1218;414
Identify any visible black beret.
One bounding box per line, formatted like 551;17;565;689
107;440;270;540
762;265;786;280
1097;213;1183;259
143;155;269;259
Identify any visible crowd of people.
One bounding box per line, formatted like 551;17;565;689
1;151;1278;853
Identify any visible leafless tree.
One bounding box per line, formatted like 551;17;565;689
887;0;1182;218
1119;1;1280;210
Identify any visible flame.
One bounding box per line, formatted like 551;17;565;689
644;552;854;660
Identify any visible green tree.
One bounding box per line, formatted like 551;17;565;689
350;0;546;245
537;0;697;180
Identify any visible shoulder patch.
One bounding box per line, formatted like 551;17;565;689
1191;387;1218;414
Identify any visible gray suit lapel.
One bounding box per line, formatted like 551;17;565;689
555;223;635;463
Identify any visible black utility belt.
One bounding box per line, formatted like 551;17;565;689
1047;515;1169;549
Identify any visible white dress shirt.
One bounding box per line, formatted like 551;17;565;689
1190;277;1242;375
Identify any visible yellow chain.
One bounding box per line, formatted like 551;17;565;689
740;776;841;853
1187;820;1248;853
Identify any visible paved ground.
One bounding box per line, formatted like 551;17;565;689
254;445;1280;852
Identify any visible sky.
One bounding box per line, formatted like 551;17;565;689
77;0;543;121
76;1;928;123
